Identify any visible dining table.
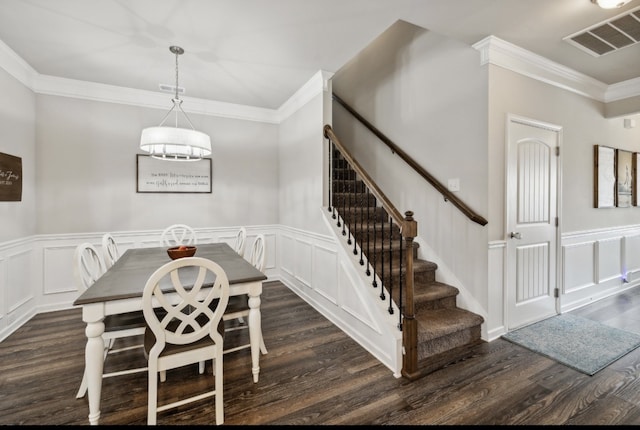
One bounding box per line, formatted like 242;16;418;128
73;242;267;425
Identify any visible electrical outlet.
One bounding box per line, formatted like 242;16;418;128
448;178;460;192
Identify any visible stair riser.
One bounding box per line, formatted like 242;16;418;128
332;193;377;208
339;208;391;224
417;326;482;360
332;180;365;193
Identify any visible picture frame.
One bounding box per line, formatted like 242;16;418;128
616;149;633;208
594;145;616;208
136;154;212;193
0;151;22;201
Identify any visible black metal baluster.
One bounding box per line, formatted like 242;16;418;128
352;173;357;254
332;145;337;220
365;188;371;276
328;140;332;214
359;186;364;265
388;218;395;315
380;212;386;300
372;197;378;288
397;233;403;327
347;163;353;245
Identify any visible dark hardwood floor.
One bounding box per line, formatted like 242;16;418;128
2;280;640;425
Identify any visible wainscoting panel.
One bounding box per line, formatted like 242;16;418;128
562;241;596;294
597;237;623;284
294;238;313;288
7;249;33;314
623;234;640;282
43;244;79;295
313;244;338;304
0;238;36;341
561;227;640;313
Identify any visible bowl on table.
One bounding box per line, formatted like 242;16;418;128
167;245;197;259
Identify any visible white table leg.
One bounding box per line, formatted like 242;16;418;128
83;305;105;425
247;288;262;383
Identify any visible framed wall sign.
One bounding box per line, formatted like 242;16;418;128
136;154;212;193
594;145;615;208
617;149;633;208
0;151;22;201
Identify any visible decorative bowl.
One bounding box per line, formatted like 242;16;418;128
167;246;197;260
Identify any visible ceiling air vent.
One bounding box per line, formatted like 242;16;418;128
564;5;640;56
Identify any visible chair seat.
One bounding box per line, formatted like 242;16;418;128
104;311;147;332
225;295;249;314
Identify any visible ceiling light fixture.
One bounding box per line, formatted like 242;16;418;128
140;46;211;161
591;0;633;9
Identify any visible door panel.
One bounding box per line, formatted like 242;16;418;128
506;116;561;330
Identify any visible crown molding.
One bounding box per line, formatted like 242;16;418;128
277;70;334;122
473;35;612;101
3;35;639;121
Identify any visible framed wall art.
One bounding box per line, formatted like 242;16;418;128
616;148;633;208
594;145;616;208
136;154;212;193
0;151;22;201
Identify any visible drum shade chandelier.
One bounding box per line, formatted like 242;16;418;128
591;0;632;8
140;46;211;161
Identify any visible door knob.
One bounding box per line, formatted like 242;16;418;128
509;232;522;239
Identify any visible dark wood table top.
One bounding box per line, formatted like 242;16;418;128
73;242;267;306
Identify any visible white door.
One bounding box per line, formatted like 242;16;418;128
506;115;561;330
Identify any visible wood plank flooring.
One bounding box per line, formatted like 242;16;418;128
2;280;640;425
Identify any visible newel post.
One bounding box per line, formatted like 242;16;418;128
401;210;419;379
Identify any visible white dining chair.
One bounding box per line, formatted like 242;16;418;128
223;234;267;355
142;256;229;425
101;232;120;270
233;226;247;258
73;242;147;399
160;224;198;247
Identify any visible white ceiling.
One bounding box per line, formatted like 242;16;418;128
0;0;638;110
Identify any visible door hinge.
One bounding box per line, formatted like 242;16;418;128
555;147;560;156
555;217;559;227
554;288;559;298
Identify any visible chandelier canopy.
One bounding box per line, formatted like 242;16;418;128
140;46;212;161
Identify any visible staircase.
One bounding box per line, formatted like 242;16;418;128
328;138;485;380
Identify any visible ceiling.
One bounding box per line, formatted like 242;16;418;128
0;0;639;110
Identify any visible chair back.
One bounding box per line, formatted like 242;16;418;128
248;234;266;272
160;224;197;247
142;257;229;359
234;227;247;258
73;242;106;293
101;232;120;270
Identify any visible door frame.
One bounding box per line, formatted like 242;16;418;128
504;113;563;330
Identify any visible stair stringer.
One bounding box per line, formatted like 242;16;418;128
321;209;403;377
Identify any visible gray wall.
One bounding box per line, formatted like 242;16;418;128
331;20;490;314
0;68;35;242
488;66;640;240
32;95;279;235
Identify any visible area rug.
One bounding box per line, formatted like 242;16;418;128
502;314;640;375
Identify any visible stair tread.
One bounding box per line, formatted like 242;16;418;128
414;281;459;301
415;308;484;341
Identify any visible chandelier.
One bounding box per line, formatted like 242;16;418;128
140;46;212;161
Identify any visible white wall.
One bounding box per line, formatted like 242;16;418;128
0;68;36;242
35;95;280;234
331;20;490;324
278;93;327;234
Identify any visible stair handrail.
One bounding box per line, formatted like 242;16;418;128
332;93;488;227
324;124;421;378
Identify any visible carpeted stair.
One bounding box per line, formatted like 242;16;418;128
331;153;485;378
